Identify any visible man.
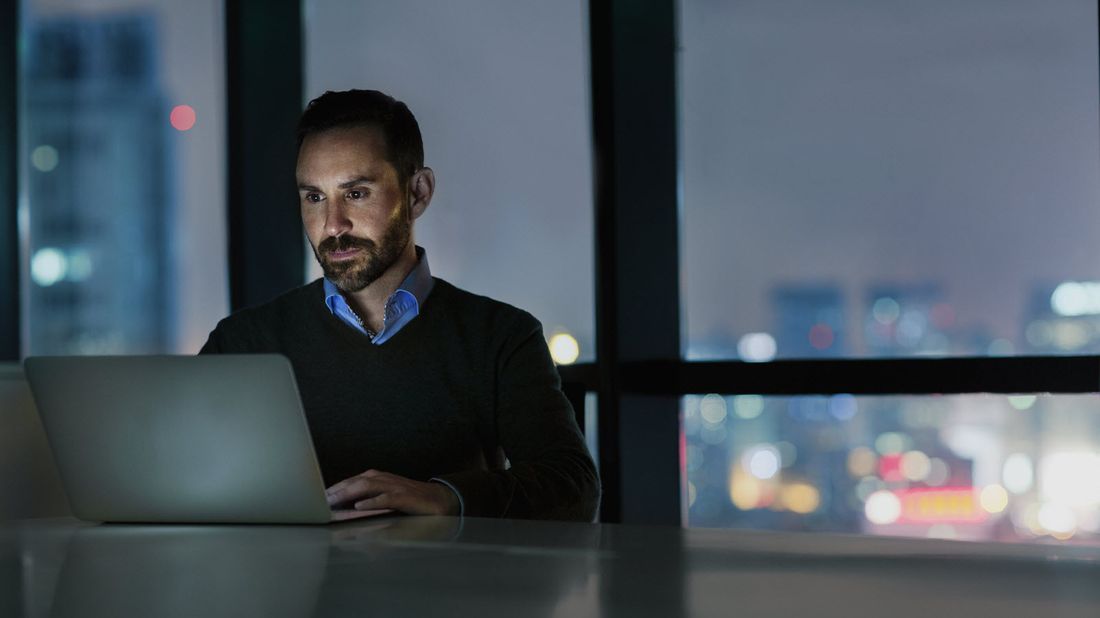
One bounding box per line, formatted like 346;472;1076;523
200;90;599;521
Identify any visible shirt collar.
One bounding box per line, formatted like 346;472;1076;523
323;245;434;315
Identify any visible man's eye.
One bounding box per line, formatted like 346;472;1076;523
348;190;365;200
304;193;323;203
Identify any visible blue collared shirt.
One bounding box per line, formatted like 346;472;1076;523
322;246;435;344
321;246;464;514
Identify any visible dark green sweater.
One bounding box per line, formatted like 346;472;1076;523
199;278;599;521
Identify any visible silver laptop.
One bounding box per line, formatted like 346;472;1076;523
23;354;387;524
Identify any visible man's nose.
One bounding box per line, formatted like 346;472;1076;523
324;202;352;238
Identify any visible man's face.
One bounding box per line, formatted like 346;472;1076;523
296;125;411;292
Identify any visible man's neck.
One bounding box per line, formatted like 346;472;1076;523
344;243;419;333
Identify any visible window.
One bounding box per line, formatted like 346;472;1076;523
20;0;227;355
303;0;594;362
681;0;1100;361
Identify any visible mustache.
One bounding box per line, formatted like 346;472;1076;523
318;235;375;254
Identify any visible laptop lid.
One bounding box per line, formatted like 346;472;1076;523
24;354;365;524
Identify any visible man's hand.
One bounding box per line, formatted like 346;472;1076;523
325;469;460;516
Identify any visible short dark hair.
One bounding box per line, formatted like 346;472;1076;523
296;89;424;185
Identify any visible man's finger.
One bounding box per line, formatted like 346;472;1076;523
327;477;393;507
353;494;392;511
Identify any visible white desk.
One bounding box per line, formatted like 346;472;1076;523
2;516;1098;617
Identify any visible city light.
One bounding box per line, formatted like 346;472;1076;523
855;477;884;502
732;394;765;419
170;104;197;131
743;444;781;480
1050;281;1100;317
66;249;94;282
1052;322;1089;350
1002;453;1034;494
865;490;902;525
925;458;950;487
897;487;985;523
30;247;67;287
1037;503;1077;536
900;450;931;482
878;453;903;482
31;145;59;172
828;394;857;420
781;482;821;514
871;297;900;324
979;484;1009;514
1025;320;1053;347
729;467;769;510
847;447;877;477
776;441;797;468
699;394;727;424
548;332;580;365
1040;452;1100;507
737;332;776;362
874;432;909;455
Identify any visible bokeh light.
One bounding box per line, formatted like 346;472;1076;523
1038;503;1077;536
1002;453;1034;494
828;394;857;420
847;447;877;477
31;247;67;287
924;458;950;487
979;484;1009;514
872;297;900;324
1040;452;1100;506
548;332;580;365
732;394;765;419
699;394;727;424
865;490;902;525
1051;281;1100;316
170;104;197;131
66;249;94;282
874;432;910;455
737;332;777;362
729;467;765;510
775;441;797;468
781;483;821;514
743;444;781;480
855;476;884;502
900;450;931;482
31;145;59;172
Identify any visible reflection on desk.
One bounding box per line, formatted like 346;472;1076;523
2;516;1098;617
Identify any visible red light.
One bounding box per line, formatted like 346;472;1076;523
878;453;904;482
808;324;834;350
170;105;197;131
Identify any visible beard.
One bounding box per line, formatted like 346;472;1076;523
313;211;411;293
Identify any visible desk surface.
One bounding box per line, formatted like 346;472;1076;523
3;516;1099;617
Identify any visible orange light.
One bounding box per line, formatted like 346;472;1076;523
897;487;986;524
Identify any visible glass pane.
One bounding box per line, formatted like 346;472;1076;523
683;393;1100;545
20;0;227;355
681;0;1100;360
303;0;594;362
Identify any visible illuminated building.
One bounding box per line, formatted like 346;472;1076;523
24;13;172;354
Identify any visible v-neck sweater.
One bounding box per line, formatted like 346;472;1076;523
199;278;599;521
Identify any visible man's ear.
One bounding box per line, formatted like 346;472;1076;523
408;167;435;220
